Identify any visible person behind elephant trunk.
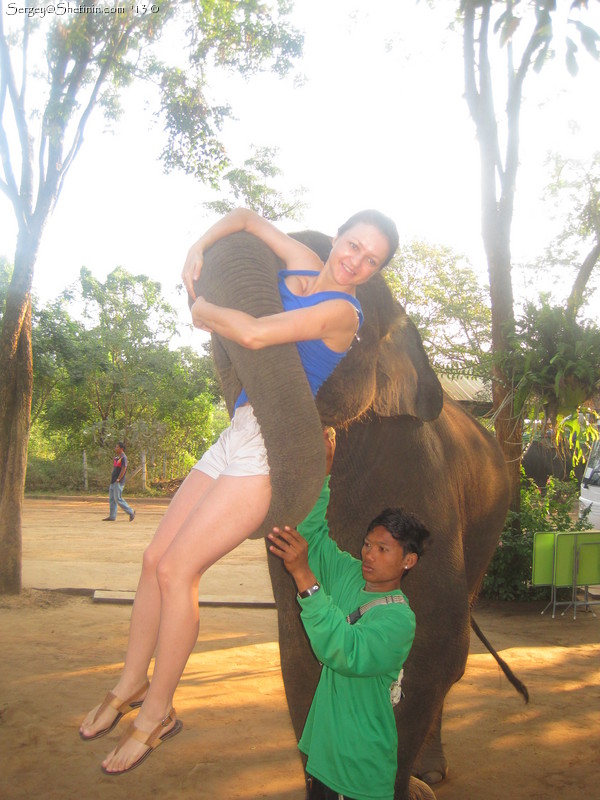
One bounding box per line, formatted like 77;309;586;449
79;207;399;776
268;429;430;800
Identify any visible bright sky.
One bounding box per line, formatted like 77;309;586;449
1;0;599;340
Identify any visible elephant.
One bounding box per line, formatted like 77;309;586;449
522;438;585;490
193;230;512;800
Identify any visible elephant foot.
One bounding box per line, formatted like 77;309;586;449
404;776;437;800
415;769;446;787
412;746;448;787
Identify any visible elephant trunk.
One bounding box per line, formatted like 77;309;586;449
194;232;326;537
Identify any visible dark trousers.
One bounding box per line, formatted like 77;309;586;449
306;775;358;800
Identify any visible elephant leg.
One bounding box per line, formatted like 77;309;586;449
393;573;470;800
412;705;447;786
266;545;321;742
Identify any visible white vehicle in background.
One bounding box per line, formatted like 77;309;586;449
580;438;600;528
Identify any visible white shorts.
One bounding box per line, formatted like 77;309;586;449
193;404;270;479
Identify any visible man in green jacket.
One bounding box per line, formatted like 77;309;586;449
268;431;430;800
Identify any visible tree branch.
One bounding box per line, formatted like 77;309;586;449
44;17;144;214
0;90;21;212
0;18;27;226
567;240;600;317
463;2;480;122
464;2;504;201
0;9;34;218
504;4;552;216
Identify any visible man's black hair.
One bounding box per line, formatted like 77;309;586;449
366;508;430;557
117;441;126;450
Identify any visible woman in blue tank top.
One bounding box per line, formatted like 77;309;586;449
81;207;399;775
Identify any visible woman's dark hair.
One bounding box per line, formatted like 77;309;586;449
337;209;399;269
366;507;430;557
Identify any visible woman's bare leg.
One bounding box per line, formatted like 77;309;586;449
79;469;216;739
101;473;271;772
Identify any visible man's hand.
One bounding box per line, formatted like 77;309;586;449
268;526;317;593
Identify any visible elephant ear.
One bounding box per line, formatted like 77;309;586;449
289;230;334;263
193;232;326;538
316;273;443;425
372;299;443;421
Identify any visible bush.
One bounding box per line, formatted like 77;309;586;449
481;474;590;601
25;453;86;492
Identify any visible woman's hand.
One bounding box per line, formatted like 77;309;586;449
190;296;213;332
181;208;322;303
182;241;204;300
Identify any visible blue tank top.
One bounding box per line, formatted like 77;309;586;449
234;270;364;410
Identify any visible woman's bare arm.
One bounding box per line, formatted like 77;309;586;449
191;295;359;353
182;208;323;299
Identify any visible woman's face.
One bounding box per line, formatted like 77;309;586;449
328;222;391;288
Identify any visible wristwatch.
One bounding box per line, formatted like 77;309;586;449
298;583;320;599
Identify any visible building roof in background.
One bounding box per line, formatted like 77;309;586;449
438;375;492;404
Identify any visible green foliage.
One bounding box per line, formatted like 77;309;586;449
556;408;600;468
157;64;231;187
157;1;302;183
31;295;85;424
26;424;87;493
190;0;303;76
545;152;600;244
1;2;303;217
524;152;600;319
29;267;224;491
489;0;600;75
507;298;600;424
204;145;306;221
384;241;492;377
0;257;12;317
460;0;600;514
482;473;591;601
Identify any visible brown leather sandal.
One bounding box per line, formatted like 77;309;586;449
79;680;150;741
101;708;183;775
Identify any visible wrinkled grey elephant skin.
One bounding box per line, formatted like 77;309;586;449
195;231;510;800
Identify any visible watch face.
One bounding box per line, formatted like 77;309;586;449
299;583;320;598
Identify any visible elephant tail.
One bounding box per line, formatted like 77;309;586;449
470;615;529;703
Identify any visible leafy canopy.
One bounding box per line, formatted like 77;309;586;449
0;0;303;220
31;267;222;460
385;241;492;377
204;145;307;220
508;297;600;425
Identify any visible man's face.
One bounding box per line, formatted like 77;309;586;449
114;445;123;456
361;526;416;592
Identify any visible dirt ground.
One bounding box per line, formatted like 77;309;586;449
0;497;599;800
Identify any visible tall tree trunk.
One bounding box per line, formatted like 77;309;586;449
463;0;528;513
0;231;37;593
484;224;522;511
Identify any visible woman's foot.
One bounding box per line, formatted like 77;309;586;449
101;708;182;774
79;680;149;740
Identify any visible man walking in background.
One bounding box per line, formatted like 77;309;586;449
103;442;135;522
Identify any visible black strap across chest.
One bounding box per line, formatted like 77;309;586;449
346;594;406;625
